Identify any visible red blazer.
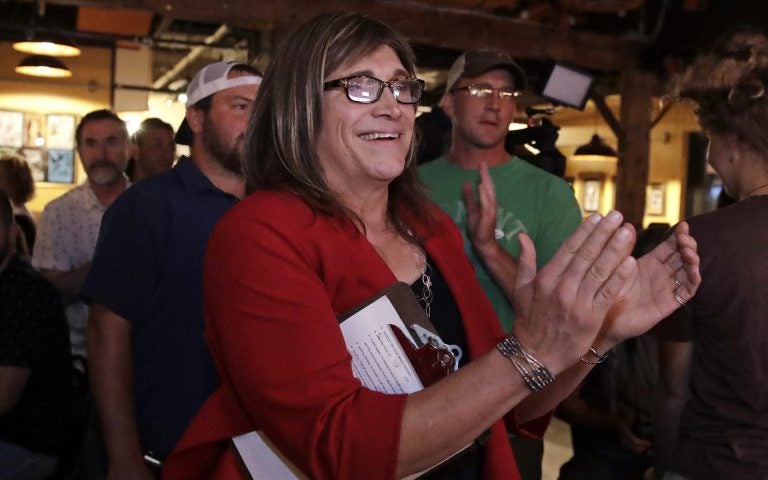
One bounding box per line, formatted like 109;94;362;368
163;190;546;480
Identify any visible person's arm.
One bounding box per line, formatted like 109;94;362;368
202;198;699;479
395;215;700;477
32;204;91;305
524;222;699;445
203;206;630;478
505;220;699;426
87;303;154;480
654;339;692;477
0;366;30;415
40;262;92;304
463;162;518;300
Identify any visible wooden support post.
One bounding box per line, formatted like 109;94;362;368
616;68;655;229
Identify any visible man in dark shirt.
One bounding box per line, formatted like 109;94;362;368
126;117;176;182
0;189;72;480
83;62;261;479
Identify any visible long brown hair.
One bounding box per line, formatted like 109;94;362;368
243;12;433;238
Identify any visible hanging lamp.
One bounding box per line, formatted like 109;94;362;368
13;39;81;57
15;54;72;78
573;134;617;160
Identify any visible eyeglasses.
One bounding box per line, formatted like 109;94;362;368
323;75;426;105
451;84;521;101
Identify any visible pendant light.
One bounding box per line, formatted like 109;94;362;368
573;134;617;161
15;54;72;78
13;39;81;57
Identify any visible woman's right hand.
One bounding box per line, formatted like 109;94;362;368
510;211;638;375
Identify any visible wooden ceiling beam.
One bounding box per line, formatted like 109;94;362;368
48;0;646;71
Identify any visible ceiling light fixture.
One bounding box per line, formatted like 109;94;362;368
13;39;81;57
573;134;617;160
15;55;72;78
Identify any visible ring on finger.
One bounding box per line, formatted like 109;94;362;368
673;278;682;289
673;291;687;307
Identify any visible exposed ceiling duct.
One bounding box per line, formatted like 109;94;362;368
152;23;231;91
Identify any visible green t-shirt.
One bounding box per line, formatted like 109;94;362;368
419;156;582;331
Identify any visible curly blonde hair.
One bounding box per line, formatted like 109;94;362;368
672;31;768;157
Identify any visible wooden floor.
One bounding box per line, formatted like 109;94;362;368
542;417;573;480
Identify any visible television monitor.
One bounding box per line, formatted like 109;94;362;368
539;62;595;110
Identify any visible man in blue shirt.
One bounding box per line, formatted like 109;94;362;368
83;61;261;479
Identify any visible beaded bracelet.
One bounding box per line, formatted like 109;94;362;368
579;346;611;365
496;334;555;392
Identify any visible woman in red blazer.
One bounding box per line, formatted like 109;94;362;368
164;12;700;480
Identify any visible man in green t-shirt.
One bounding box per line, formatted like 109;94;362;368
419;48;583;480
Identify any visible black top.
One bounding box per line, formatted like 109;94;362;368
410;256;471;369
411;256;483;479
0;254;71;455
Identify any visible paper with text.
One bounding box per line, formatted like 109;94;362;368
339;296;423;394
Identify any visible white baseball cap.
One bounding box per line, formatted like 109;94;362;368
175;61;262;145
185;61;262;107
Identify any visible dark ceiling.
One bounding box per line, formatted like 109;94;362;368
1;0;767;102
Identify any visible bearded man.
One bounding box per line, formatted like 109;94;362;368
82;62;261;479
33;109;131;358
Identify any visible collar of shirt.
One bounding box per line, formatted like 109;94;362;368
81;177;131;212
174;156;239;201
80;182;108;213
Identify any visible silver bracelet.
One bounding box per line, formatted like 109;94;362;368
496;334;555;392
579;346;610;365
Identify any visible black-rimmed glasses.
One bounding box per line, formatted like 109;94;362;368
451;84;521;101
324;75;425;104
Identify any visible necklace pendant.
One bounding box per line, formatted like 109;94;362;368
410;242;433;320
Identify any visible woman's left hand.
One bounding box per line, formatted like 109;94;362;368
601;221;700;344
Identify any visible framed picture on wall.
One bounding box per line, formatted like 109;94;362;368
0;110;24;148
24;113;46;148
22;148;47;182
580;173;604;213
647;183;666;216
46;114;76;150
47;149;75;183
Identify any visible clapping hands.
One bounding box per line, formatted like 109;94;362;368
510;211;700;374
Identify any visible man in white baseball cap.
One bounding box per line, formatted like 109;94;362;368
84;61;261;478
